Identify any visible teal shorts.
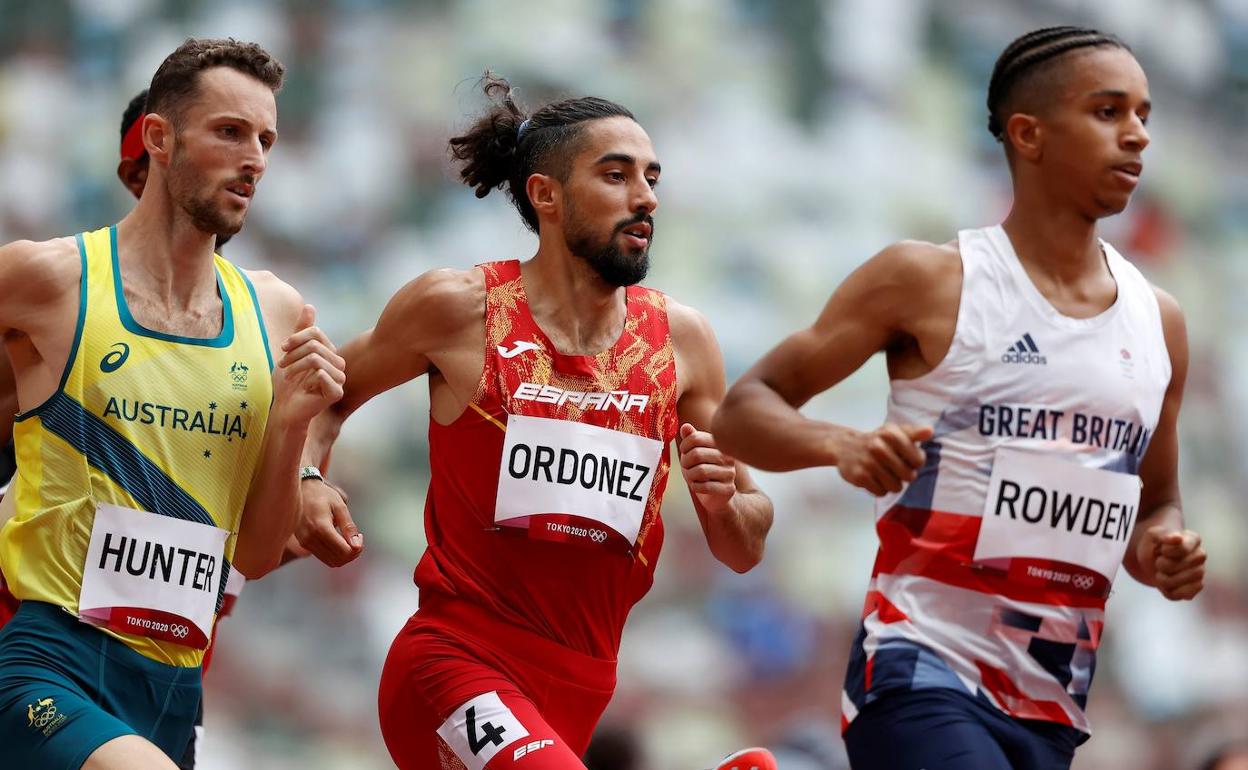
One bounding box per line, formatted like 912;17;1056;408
0;601;202;769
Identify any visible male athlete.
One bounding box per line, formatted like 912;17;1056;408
0;38;345;769
297;75;775;769
713;26;1206;770
117;85;295;770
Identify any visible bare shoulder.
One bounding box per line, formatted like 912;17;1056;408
1151;285;1185;329
664;295;718;352
1150;284;1188;365
831;239;961;333
871;239;961;286
0;237;81;331
383;267;485;335
242;268;304;337
0;237;81;293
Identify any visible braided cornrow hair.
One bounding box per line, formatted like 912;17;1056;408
986;26;1131;142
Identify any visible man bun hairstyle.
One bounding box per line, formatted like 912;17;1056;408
146;38;285;128
986;26;1131;142
449;72;634;232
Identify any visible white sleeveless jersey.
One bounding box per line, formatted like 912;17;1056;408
841;225;1171;735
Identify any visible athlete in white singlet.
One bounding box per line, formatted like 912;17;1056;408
713;26;1206;770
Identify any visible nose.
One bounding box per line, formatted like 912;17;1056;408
1123;115;1150;153
632;178;658;216
240;135;267;177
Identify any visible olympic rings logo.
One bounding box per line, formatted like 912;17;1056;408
1072;574;1095;591
34;706;57;727
590;529;608;544
171;624;190;639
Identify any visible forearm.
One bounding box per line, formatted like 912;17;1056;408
715;380;850;471
1123;501;1183;585
235;416;309;577
301;403;347;468
701;488;773;573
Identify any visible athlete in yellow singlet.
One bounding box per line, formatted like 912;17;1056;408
0;39;346;770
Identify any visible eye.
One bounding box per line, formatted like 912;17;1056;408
260;136;273;150
646;177;659;189
606;170;626;182
1095;105;1118;121
217;125;239;139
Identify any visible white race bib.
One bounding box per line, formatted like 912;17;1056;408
975;448;1141;586
437;691;529;770
78;503;229;648
496;414;663;548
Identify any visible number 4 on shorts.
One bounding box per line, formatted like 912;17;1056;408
437;691;529;770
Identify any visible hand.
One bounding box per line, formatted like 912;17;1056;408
279;533;311;566
1135;526;1206;601
678;423;736;514
272;305;346;427
295;477;364;567
834;423;932;496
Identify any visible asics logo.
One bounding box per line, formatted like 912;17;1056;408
497;341;542;359
100;343;130;373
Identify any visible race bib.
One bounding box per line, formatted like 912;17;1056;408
437;691;529;770
975;448;1141;594
78;503;228;648
496;414;663;549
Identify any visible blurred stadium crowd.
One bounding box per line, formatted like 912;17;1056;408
1;0;1245;768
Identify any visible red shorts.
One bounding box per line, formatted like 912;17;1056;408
378;596;617;770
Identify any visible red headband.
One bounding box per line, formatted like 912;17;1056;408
120;114;147;161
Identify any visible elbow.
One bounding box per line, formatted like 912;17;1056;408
717;541;766;574
233;552;280;581
724;551;764;574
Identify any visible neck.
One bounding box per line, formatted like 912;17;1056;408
1001;179;1104;284
114;178;219;309
522;224;627;354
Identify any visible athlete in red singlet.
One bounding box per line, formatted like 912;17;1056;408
297;75;775;770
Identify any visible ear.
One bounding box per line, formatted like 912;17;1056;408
1005;112;1043;163
143;113;174;164
526;172;561;221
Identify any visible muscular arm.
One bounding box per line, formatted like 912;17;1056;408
234;273;345;578
0;238;81;419
0;344;14;447
671;301;773;572
713;242;955;486
1121;288;1204;599
296;268;483;565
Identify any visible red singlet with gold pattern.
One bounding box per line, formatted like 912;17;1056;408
413;259;679;659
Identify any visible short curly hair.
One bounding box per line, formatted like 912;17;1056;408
146;37;285;127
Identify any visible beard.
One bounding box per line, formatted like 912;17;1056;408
563;211;653;288
168;146;247;238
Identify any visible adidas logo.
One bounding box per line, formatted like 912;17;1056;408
1001;333;1047;365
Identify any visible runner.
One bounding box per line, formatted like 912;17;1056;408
297;74;775;769
0;38;345;769
713;26;1206;770
115;84;291;770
